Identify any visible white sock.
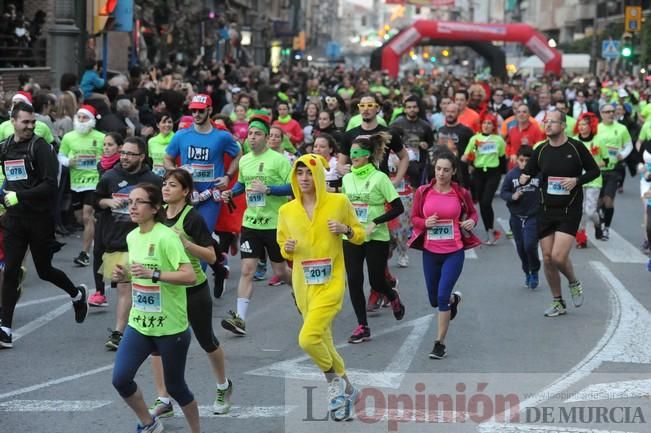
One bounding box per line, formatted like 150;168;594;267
1;326;11;336
216;379;230;390
71;289;82;302
157;396;170;405
237;298;249;320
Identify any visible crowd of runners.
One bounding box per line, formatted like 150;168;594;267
0;63;650;431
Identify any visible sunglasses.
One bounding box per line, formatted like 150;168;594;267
191;108;206;114
357;103;378;110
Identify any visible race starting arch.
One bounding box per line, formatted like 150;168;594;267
377;20;562;77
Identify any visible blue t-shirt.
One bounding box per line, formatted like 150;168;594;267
166;126;240;191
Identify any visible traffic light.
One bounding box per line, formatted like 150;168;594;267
622;46;632;58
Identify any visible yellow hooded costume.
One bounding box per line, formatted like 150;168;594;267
277;154;364;375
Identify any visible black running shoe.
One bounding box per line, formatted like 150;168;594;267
0;328;12;349
450;291;462;321
73;251;90;267
73;285;89;323
105;329;122;351
429;341;447;359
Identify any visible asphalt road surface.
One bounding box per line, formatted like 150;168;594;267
1;185;650;433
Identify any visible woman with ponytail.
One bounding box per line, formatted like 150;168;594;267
342;132;406;344
574;112;607;248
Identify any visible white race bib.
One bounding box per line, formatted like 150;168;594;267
352;202;369;223
427;219;455;241
302;258;332;285
246;190;266;207
153;165;166;177
4;159;28;181
478;141;497;155
132;282;161;313
77;154;97;170
111;192;129;215
547;176;569;195
607;146;619;159
191;163;215;182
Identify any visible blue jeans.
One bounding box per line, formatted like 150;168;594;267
112;326;194;406
422;249;465;312
509;215;540;275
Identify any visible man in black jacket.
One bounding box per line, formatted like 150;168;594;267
0;102;88;349
94;136;162;349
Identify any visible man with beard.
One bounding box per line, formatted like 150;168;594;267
0;102;89;348
94;136;161;349
59;105;105;267
436;103;474;189
391;95;434;187
519;110;600;317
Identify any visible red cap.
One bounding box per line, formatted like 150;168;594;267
189;94;212;110
77;104;100;119
12;91;32;105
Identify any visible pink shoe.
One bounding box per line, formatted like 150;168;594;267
268;275;284;286
88;292;108;307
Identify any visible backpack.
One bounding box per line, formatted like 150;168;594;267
0;133;58;179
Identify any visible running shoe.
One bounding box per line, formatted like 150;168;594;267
594;224;603;240
429;341;447;359
334;384;359;421
390;290;405;320
268;275;284;286
647;258;651;272
601;227;610;241
529;272;539;289
348;325;371;344
73;251;90;267
136;416;164;433
0;328;12;349
397;254;409;268
72;285;88;323
524;273;531;289
506;230;513;239
485;229;497;245
105;329;122;351
221;310;246;336
544;299;567;317
149;398;174;418
366;290;382;313
449;291;462;321
569;280;584;307
328;377;347;420
213;379;233;414
88;292;108;307
253;260;267;281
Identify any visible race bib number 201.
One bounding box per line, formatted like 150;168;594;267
302;258;332;285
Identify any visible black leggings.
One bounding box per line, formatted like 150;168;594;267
646;205;651;243
187;281;220;352
1;214;78;328
343;240;396;327
472;167;501;231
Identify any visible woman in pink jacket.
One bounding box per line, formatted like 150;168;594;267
408;150;480;360
273;101;304;146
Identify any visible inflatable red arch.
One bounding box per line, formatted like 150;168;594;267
381;20;562;77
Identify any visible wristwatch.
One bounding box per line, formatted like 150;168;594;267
152;269;161;283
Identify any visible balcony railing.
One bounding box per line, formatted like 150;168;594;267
0;35;46;68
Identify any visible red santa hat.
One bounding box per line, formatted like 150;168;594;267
77;104;101;120
12;91;33;105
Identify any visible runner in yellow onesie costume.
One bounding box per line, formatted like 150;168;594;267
277;153;365;421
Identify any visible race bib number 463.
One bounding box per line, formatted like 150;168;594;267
547;176;569;195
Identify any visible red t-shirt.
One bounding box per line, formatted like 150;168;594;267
458;108;480;133
505;121;546;158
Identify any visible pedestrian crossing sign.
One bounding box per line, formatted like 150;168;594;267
602;39;620;60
